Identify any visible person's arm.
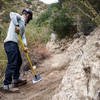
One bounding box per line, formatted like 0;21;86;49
22;33;28;52
10;12;21;25
22;33;27;47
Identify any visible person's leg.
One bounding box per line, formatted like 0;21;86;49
13;46;22;80
13;45;27;87
4;42;18;85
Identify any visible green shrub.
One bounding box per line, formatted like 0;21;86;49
49;2;61;10
36;3;61;27
80;16;97;35
36;10;50;26
50;8;74;39
41;33;51;44
36;3;75;39
25;0;32;5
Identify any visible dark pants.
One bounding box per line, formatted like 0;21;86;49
4;41;22;85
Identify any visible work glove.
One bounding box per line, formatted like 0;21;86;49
15;25;20;34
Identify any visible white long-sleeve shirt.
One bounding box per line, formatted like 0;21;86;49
4;12;27;46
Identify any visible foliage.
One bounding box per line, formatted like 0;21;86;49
0;27;6;41
0;0;14;10
25;19;51;48
25;0;32;5
2;8;16;23
36;10;50;26
87;0;100;13
36;3;61;27
50;8;74;39
36;3;75;39
76;0;100;33
41;33;51;44
80;16;97;35
32;4;37;11
59;0;99;35
0;43;7;84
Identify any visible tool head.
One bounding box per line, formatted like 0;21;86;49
32;75;42;83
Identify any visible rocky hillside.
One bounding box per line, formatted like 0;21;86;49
52;28;100;100
22;0;47;16
0;0;47;23
0;1;100;100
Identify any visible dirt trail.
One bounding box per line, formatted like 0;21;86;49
0;52;66;100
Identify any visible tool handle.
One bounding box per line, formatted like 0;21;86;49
17;34;37;76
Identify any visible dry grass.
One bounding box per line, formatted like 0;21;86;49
0;43;7;84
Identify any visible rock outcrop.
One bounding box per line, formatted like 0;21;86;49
52;28;100;100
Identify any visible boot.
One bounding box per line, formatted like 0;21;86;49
12;79;27;87
1;84;19;93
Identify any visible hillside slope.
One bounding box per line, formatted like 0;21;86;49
0;28;99;100
0;0;47;23
52;28;100;100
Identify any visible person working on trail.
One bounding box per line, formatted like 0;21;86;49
3;9;33;92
